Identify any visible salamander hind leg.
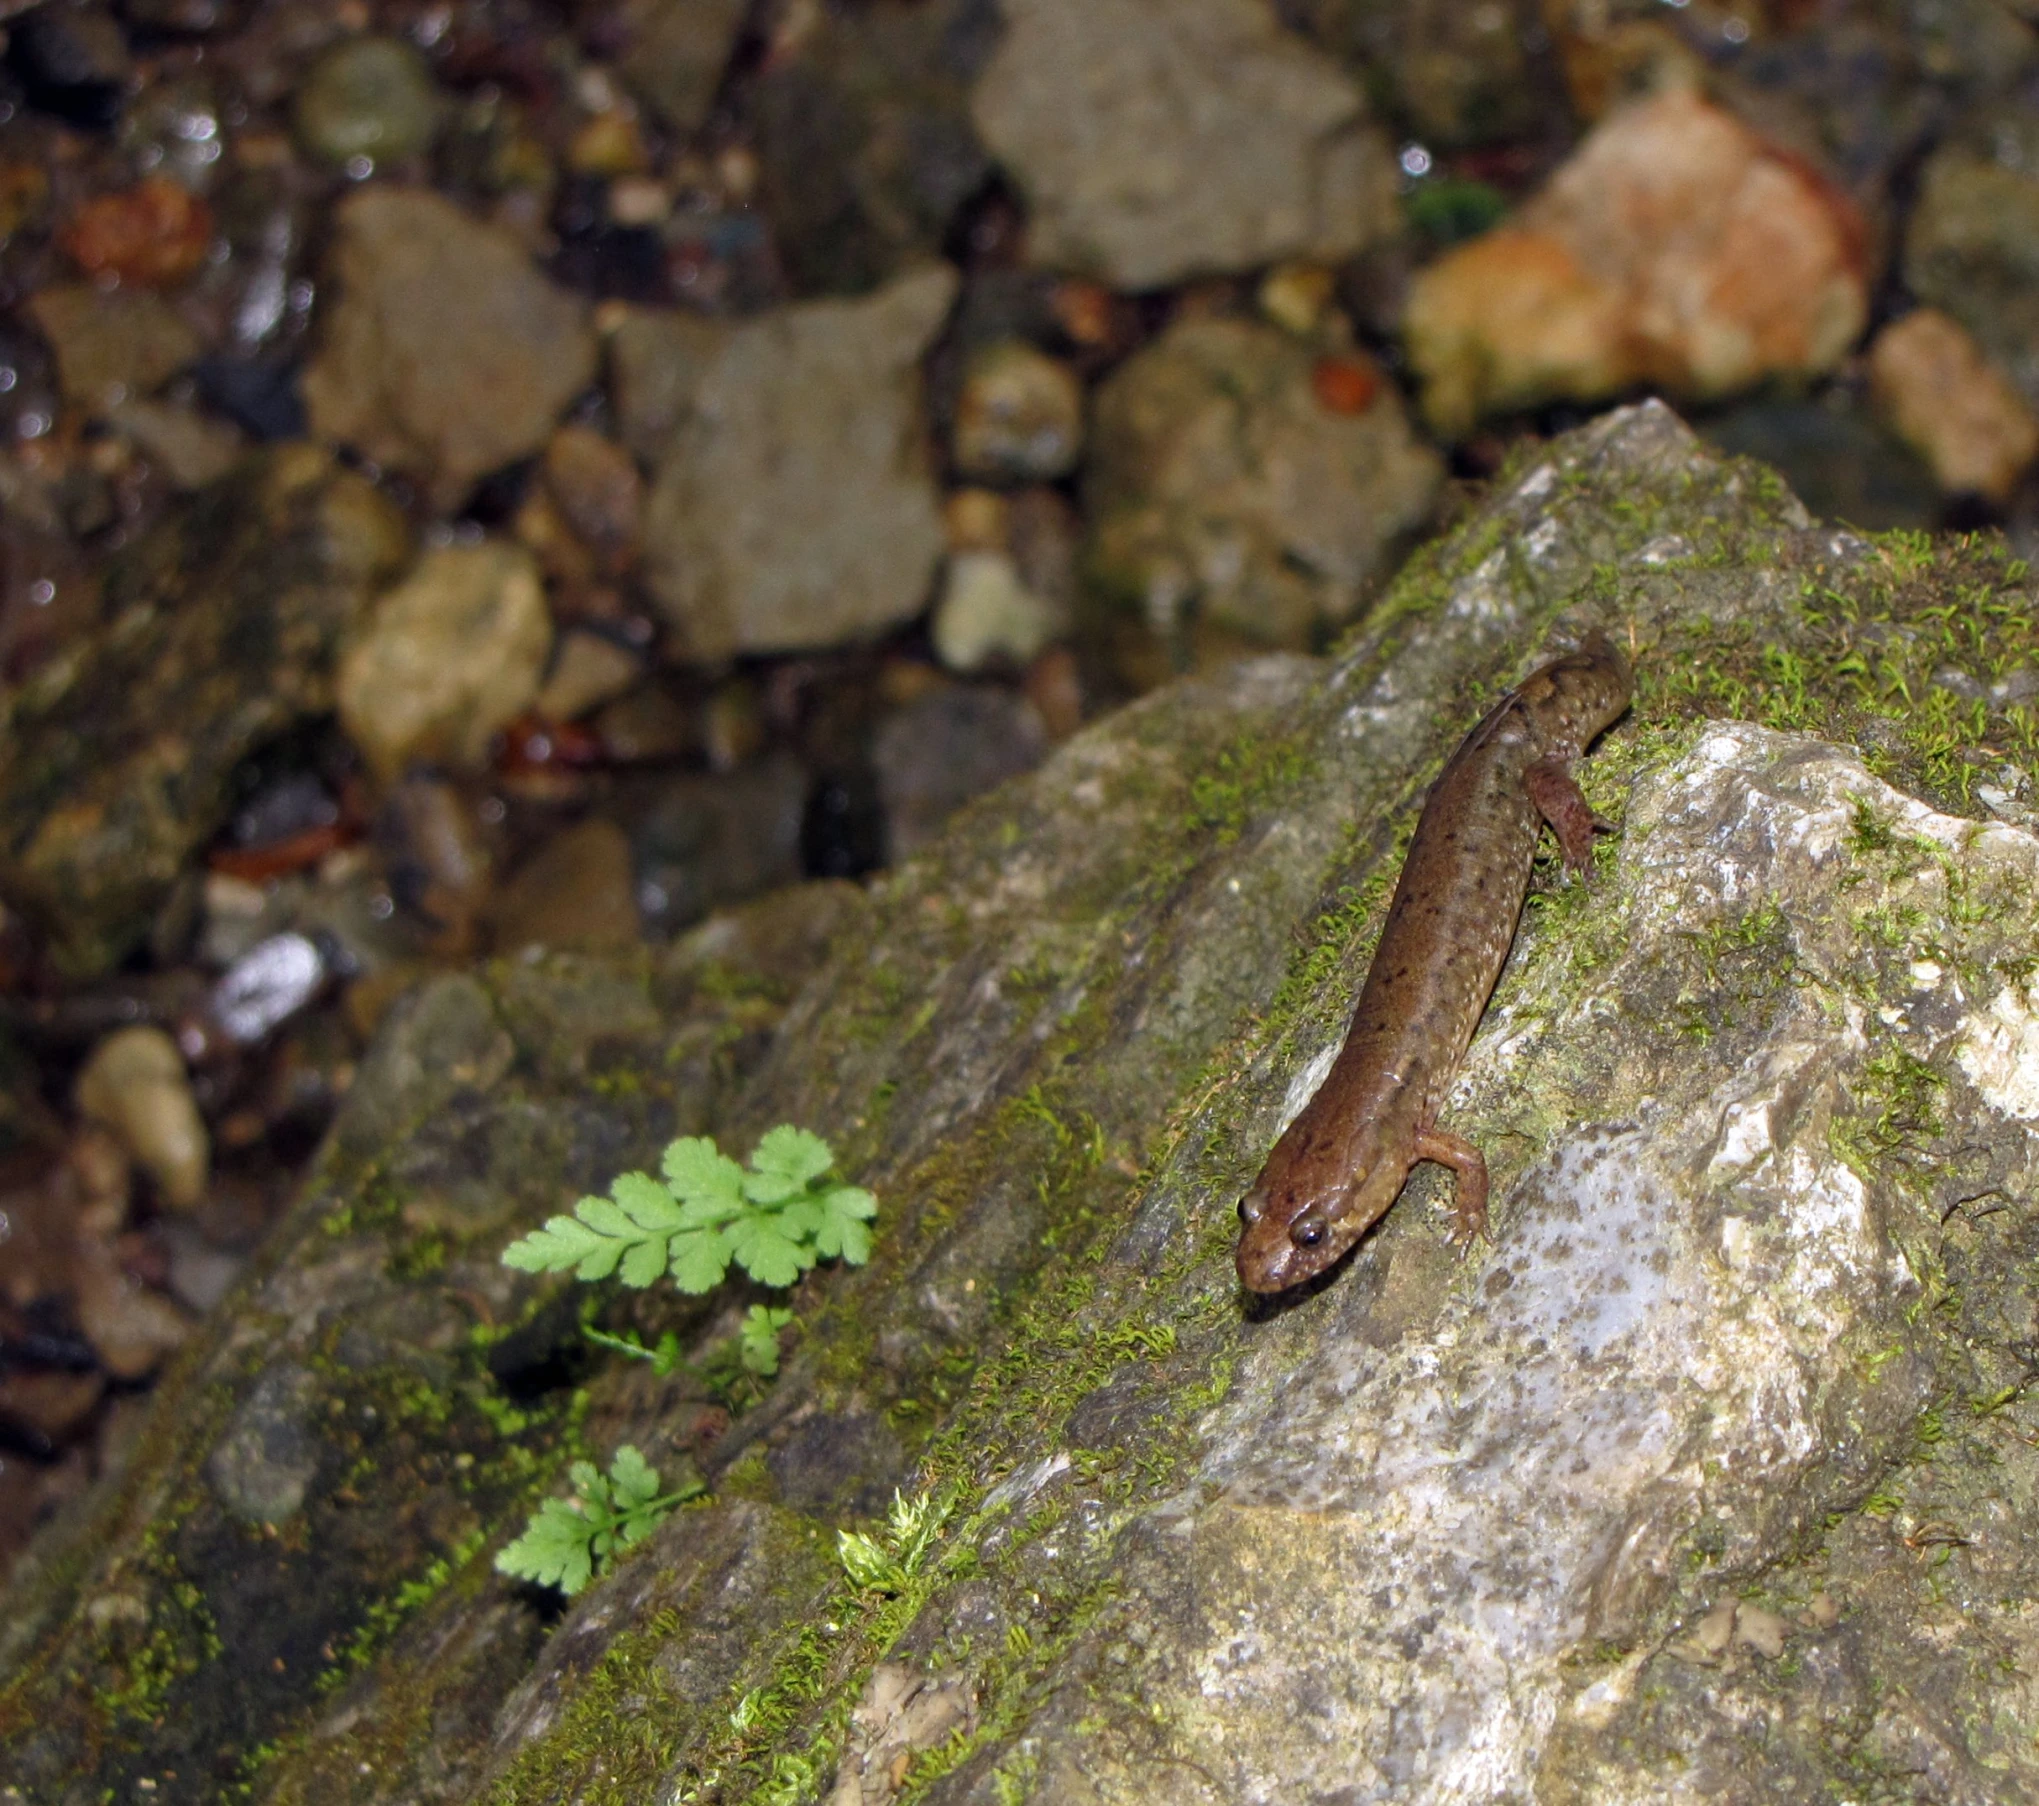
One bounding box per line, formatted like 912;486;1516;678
1413;1125;1489;1250
1523;756;1609;875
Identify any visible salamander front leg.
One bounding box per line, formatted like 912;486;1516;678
1414;1125;1489;1249
1523;755;1609;875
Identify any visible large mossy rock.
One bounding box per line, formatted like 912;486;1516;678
9;404;2039;1804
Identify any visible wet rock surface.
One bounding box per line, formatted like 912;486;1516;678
8;407;2039;1806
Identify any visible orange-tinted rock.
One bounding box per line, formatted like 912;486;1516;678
1405;88;1867;435
1867;308;2039;504
58;175;213;288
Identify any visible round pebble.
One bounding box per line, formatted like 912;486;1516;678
294;37;444;170
931;549;1065;673
74;1025;209;1212
953;339;1086;483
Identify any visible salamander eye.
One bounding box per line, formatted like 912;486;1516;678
1238;1189;1267;1227
1290;1213;1326;1250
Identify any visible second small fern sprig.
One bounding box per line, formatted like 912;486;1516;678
503;1126;878;1291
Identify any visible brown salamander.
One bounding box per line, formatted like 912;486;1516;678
1235;632;1633;1293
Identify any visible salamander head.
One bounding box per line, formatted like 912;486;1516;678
1234;1152;1406;1293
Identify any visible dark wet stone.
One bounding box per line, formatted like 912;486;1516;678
191;355;306;441
749;0;995;295
227;770;340;851
7;3;132;128
1697;394;1939;532
872;683;1048;859
612;0;749;135
628;749;807;937
801;767;886;881
115;0;232;35
0;446;409;978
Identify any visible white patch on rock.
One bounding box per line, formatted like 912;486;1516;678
1958;985;2039;1119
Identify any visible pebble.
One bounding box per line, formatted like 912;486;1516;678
534;626;645;723
613;0;751;135
637;265;958;659
943;487;1010;553
293;36;444;170
118;77;229;194
701;679;765;773
1405;88;1869;434
0;1368;104;1449
0;161;51;239
119;0;229;34
952;340;1086;483
971;0;1401;290
746;0;990;296
931;549;1066;673
58;174;213;287
1325;0;1556;147
490;817;640;955
1868;308;2039;503
196;872;274;969
630;752;808;936
107;398;244;490
1258;262;1338;337
302;187;597;511
873;685;1049;859
25;283;203;410
1904;138;2039;410
541;425;644;577
161;1220;244;1315
373;777;497;956
338;541;553;782
1087;315;1441;647
74;1025;208;1212
1023;644;1085;742
8;4;133;128
594;685;694;764
567;109;650;179
1008;487;1080;612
